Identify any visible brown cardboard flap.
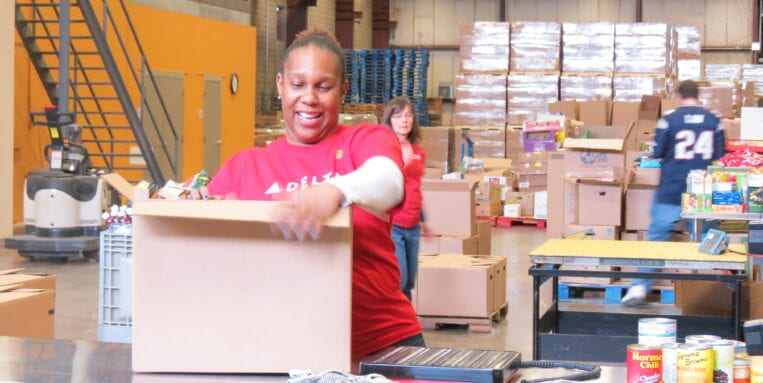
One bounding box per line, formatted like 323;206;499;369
563;138;626;151
132;200;351;228
102;173;136;202
0;268;26;276
0;285;22;293
421;179;478;192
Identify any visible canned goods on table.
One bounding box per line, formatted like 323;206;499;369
627;344;662;383
677;343;713;383
639;318;677;347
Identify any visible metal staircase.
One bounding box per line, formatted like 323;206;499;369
15;0;179;186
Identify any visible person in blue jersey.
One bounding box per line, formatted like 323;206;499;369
621;80;726;306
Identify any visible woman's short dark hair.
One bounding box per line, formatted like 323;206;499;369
381;96;421;144
281;29;346;83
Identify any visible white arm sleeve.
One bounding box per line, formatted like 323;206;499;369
325;156;403;213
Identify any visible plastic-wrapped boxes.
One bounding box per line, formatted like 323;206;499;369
459;22;510;72
510;22;561;72
561;22;615;73
454;73;507;127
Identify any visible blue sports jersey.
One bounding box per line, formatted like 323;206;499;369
652;104;725;205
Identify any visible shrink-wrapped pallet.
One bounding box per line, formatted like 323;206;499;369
454;73;507;127
459;22;510;73
613;75;670;101
561;22;615;73
510;22;561;72
615;23;676;76
507;73;560;125
678;59;702;81
705;64;743;81
743;64;763;96
674;25;701;59
560;73;613;101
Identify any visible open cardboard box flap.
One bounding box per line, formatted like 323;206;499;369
101;173;151;202
563;122;635;152
421;179;478;192
132;200;351;228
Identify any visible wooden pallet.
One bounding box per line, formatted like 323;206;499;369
496;216;546;229
559;282;675;304
418;302;508;333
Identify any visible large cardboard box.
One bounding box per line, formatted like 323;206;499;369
438;235;479;255
559;266;615;285
0;269;55;290
131;200;353;373
548;100;579;120
578;100;610;126
419;237;439;256
0;287;55;339
546;152;567;239
477;219;492;255
563;123;634;180
576;180;623;226
611;101;640;127
421;127;455;173
417;254;506;317
422;179;478;237
675;280;732;317
624;168;660;231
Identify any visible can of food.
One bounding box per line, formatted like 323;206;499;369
639;318;678;347
662;343;680;383
677;343;713;383
685;334;723;344
627;344;662;383
750;355;763;383
735;358;750;383
710;340;736;383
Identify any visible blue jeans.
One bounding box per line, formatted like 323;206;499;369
392;224;421;301
633;196;718;292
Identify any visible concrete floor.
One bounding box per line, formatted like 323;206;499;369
0;225;551;360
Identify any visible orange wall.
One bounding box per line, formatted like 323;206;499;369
13;4;256;222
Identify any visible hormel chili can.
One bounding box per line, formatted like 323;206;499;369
627;344;662;383
677;343;713;383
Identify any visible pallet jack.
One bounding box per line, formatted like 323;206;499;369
4;106;111;262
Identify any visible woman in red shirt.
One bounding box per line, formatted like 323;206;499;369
381;97;431;301
203;30;423;358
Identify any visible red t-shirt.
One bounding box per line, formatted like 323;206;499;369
392;144;425;228
207;123;422;356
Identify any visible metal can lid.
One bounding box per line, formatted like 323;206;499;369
627;344;662;351
661;343;681;349
735;358;751;366
744;319;763;326
639;317;677;324
678;343;712;350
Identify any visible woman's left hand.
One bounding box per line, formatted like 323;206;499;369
271;183;345;241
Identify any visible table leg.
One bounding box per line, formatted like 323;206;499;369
532;273;540;360
691;219;703;242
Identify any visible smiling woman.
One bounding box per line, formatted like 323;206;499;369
202;29;426;361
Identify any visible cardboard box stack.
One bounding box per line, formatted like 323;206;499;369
453;127;507;171
560;22;615;101
453;73;508;127
674;25;702;81
459;22;510;73
455;22;509;129
421;126;455;175
507;22;561;126
706;64;743;81
742;64;763;98
613;23;677;101
0;269;56;339
416;254;507;318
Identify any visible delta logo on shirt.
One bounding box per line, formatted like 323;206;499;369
264;171;341;195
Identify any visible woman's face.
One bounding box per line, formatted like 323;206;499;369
390;105;413;141
276;45;348;145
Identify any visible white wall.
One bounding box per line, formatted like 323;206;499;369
1;0;14;237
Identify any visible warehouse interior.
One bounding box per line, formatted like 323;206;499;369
0;0;762;381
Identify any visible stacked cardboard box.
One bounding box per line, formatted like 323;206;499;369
459;22;510;73
706;64;743;81
421;179;492;256
674;25;702;81
614;23;677;101
420;126;455;174
507;73;560;126
415;254;507;318
560;22;614;101
453;73;508;127
0;269;56;339
510;22;561;72
742;64;763;97
455;22;509;128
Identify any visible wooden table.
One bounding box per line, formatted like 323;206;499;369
528;239;749;363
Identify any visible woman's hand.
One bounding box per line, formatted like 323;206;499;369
271;183;346;241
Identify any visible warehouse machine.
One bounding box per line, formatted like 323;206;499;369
5;107;111;262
